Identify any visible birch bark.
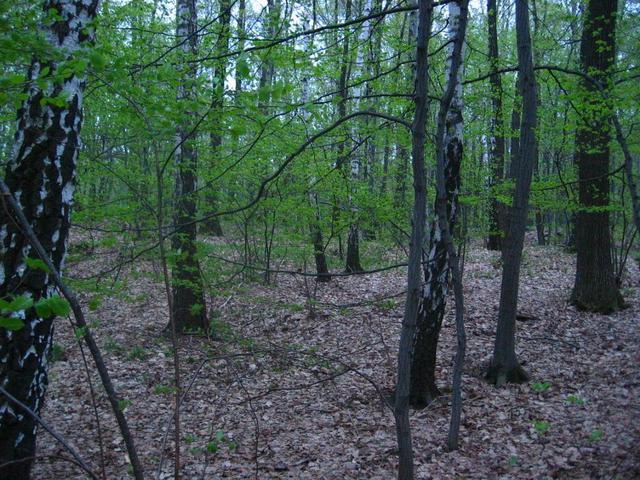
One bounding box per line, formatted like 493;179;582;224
0;1;99;477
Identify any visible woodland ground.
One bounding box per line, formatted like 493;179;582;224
31;233;639;479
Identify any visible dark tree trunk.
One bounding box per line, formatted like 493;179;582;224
299;14;330;283
258;0;280;110
571;0;623;313
172;0;207;333
394;142;409;209
0;1;99;477
395;2;432;478
311;219;331;282
613;115;640;244
202;0;231;237
344;0;373;272
486;0;506;251
345;224;363;273
235;0;246;95
487;0;537;386
535;211;546;245
409;1;465;409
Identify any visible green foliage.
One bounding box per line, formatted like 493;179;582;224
566;394;585;406
25;257;51;273
531;420;550;436
88;297;101;311
50;343;66;363
209;319;233;340
205;430;237;455
588;428;604;443
153;383;176;395
0;315;25;331
128;346;148;361
531;381;552;393
104;336;124;354
118;398;132;412
35;295;71;318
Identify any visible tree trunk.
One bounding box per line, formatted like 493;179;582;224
487;0;537;386
258;0;280;111
410;0;466;409
311;219;331;282
571;0;623;313
345;0;374;273
300;13;330;282
172;0;207;333
0;1;99;477
486;0;506;251
395;1;432;478
235;0;246;95
202;0;231;236
613;115;640;245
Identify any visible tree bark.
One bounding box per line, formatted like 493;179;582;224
486;0;506;251
0;1;99;477
345;0;374;273
172;0;207;333
571;0;623;313
395;1;432;478
487;0;537;386
409;0;466;409
613;115;640;244
202;0;231;236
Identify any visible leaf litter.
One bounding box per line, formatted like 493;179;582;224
31;235;639;479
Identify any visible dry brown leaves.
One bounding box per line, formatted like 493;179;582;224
31;235;639;479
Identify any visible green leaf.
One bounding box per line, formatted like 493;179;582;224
88;297;101;311
48;296;71;316
74;326;87;340
0;316;25;331
118;398;132;411
25;257;51;273
88;50;106;71
40;95;68;108
215;430;225;442
206;442;218;454
589;429;604;442
35;298;53;318
236;58;250;79
8;295;33;312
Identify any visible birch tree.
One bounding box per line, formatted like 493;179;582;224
410;0;466;408
0;1;99;477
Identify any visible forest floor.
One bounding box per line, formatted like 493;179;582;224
32;234;640;479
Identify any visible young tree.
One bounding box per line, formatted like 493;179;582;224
0;1;99;477
344;0;373;274
410;0;466;408
571;0;623;313
172;0;208;332
395;0;432;477
487;0;537;386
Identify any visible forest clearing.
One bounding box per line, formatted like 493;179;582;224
1;0;639;478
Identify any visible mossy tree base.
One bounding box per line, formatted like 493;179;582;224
571;290;625;315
